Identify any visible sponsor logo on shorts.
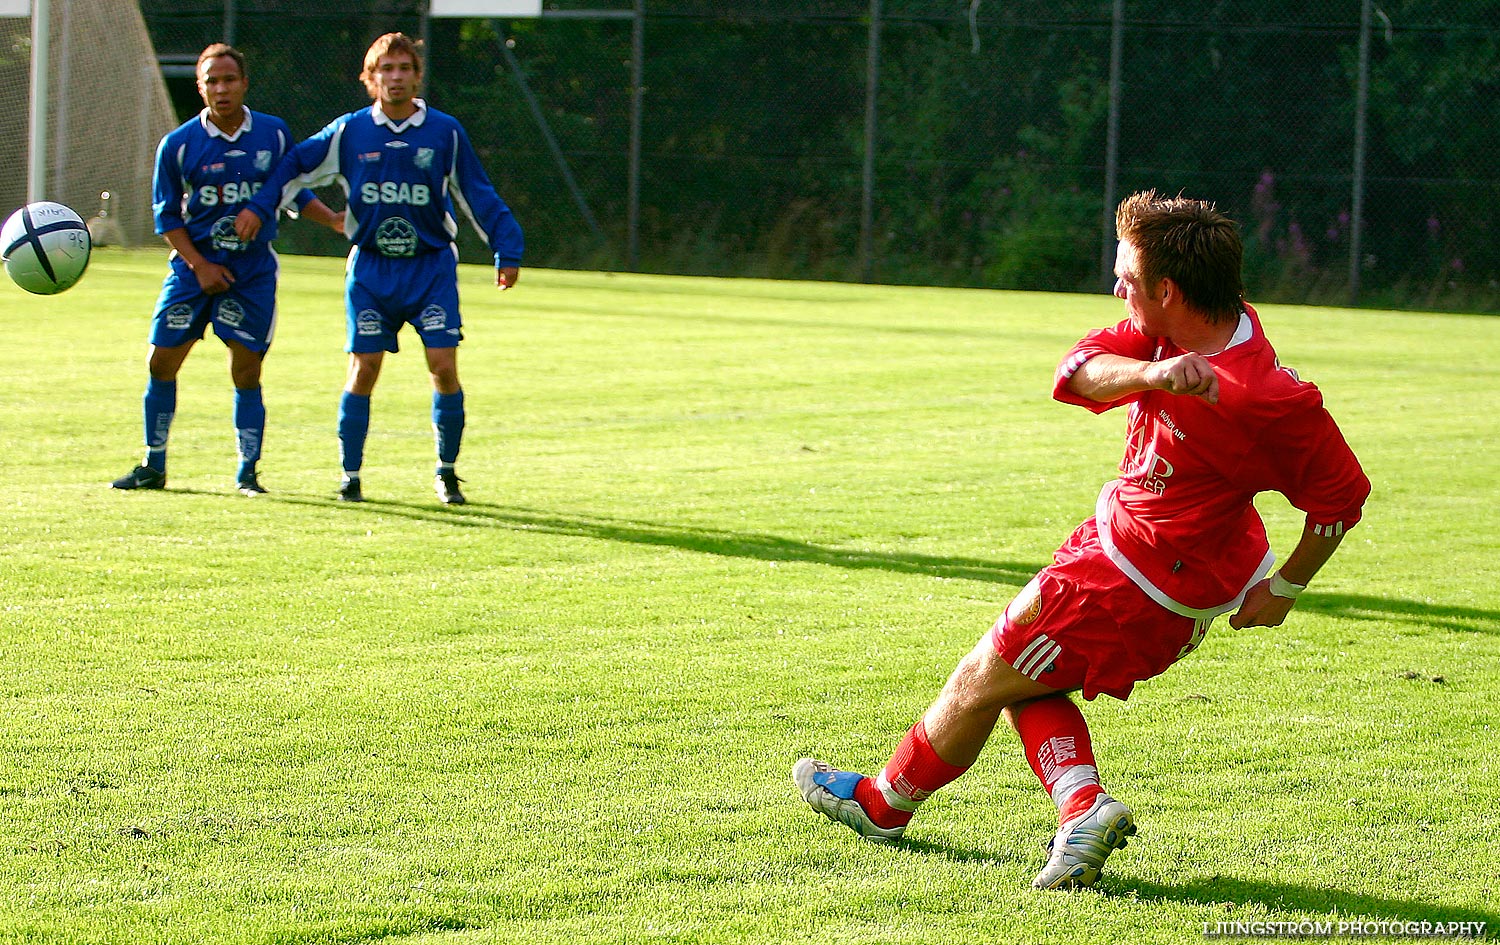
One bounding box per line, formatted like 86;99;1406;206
419;305;449;332
356;309;383;336
211;216;245;252
164;303;194;331
374;217;419;257
217;298;246;328
1006;578;1043;626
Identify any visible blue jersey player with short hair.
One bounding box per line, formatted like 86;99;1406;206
111;43;342;497
236;31;523;505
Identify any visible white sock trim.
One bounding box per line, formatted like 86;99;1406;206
1048;765;1100;810
874;771;926;812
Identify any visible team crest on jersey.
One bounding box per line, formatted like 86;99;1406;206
210;216;245;252
1005;577;1044;627
419;304;448;332
357;309;383;336
255;150;272;171
217;298;246;328
164;303;194;331
374;217;419;257
414;147;434;170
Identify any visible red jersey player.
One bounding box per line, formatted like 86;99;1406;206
794;190;1371;889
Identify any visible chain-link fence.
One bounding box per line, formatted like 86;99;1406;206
127;1;1499;310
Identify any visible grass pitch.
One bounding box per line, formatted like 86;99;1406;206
1;250;1497;944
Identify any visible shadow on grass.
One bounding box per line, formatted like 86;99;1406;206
272;494;1041;587
901;835;1495;927
1296;591;1499;634
266;494;1500;631
1103;874;1498;929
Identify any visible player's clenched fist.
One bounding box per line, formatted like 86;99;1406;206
1228;580;1296;629
1150;352;1219;404
233;207;263;244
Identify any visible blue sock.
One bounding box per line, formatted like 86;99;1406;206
339;391;371;475
234;386;265;481
143;378;176;473
432;389;465;468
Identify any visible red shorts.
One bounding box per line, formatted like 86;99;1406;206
989;518;1212;701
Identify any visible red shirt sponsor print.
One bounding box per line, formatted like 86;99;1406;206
1053;304;1369;616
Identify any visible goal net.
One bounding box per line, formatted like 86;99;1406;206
0;0;176;246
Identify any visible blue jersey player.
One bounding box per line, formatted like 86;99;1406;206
111;44;342;496
236;32;523;505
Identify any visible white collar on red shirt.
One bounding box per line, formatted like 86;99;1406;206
199;106;252;141
1221;311;1254;352
372;98;428;133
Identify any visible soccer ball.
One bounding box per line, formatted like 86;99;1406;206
2;201;92;295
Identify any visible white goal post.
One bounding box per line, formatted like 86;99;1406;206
0;0;175;245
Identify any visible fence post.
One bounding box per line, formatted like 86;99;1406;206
1099;0;1124;291
627;0;644;271
1348;0;1371;306
860;0;882;283
494;24;606;248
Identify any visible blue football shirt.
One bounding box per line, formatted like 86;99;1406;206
153;107;313;263
248;99;523;269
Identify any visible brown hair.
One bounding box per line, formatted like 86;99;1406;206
197;43;246;79
1115;190;1245;324
361;32;424;98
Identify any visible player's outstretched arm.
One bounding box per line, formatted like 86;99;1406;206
1228;526;1346;630
448;122;524;271
235;119;347;244
297;198;345;235
1067;352;1220;405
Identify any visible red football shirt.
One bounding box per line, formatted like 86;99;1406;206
1053;304;1370;617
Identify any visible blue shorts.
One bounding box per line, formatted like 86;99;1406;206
150;249;281;353
345;246;464;354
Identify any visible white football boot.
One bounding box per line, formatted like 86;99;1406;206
792;758;906;843
1032;793;1136;889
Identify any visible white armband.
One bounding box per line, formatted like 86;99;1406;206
1268;571;1306;599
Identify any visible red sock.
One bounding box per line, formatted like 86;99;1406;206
1012;694;1104;823
853;719;968;829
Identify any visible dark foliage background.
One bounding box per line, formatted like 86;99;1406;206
140;1;1499;311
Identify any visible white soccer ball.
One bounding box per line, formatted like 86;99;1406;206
2;201;92;295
